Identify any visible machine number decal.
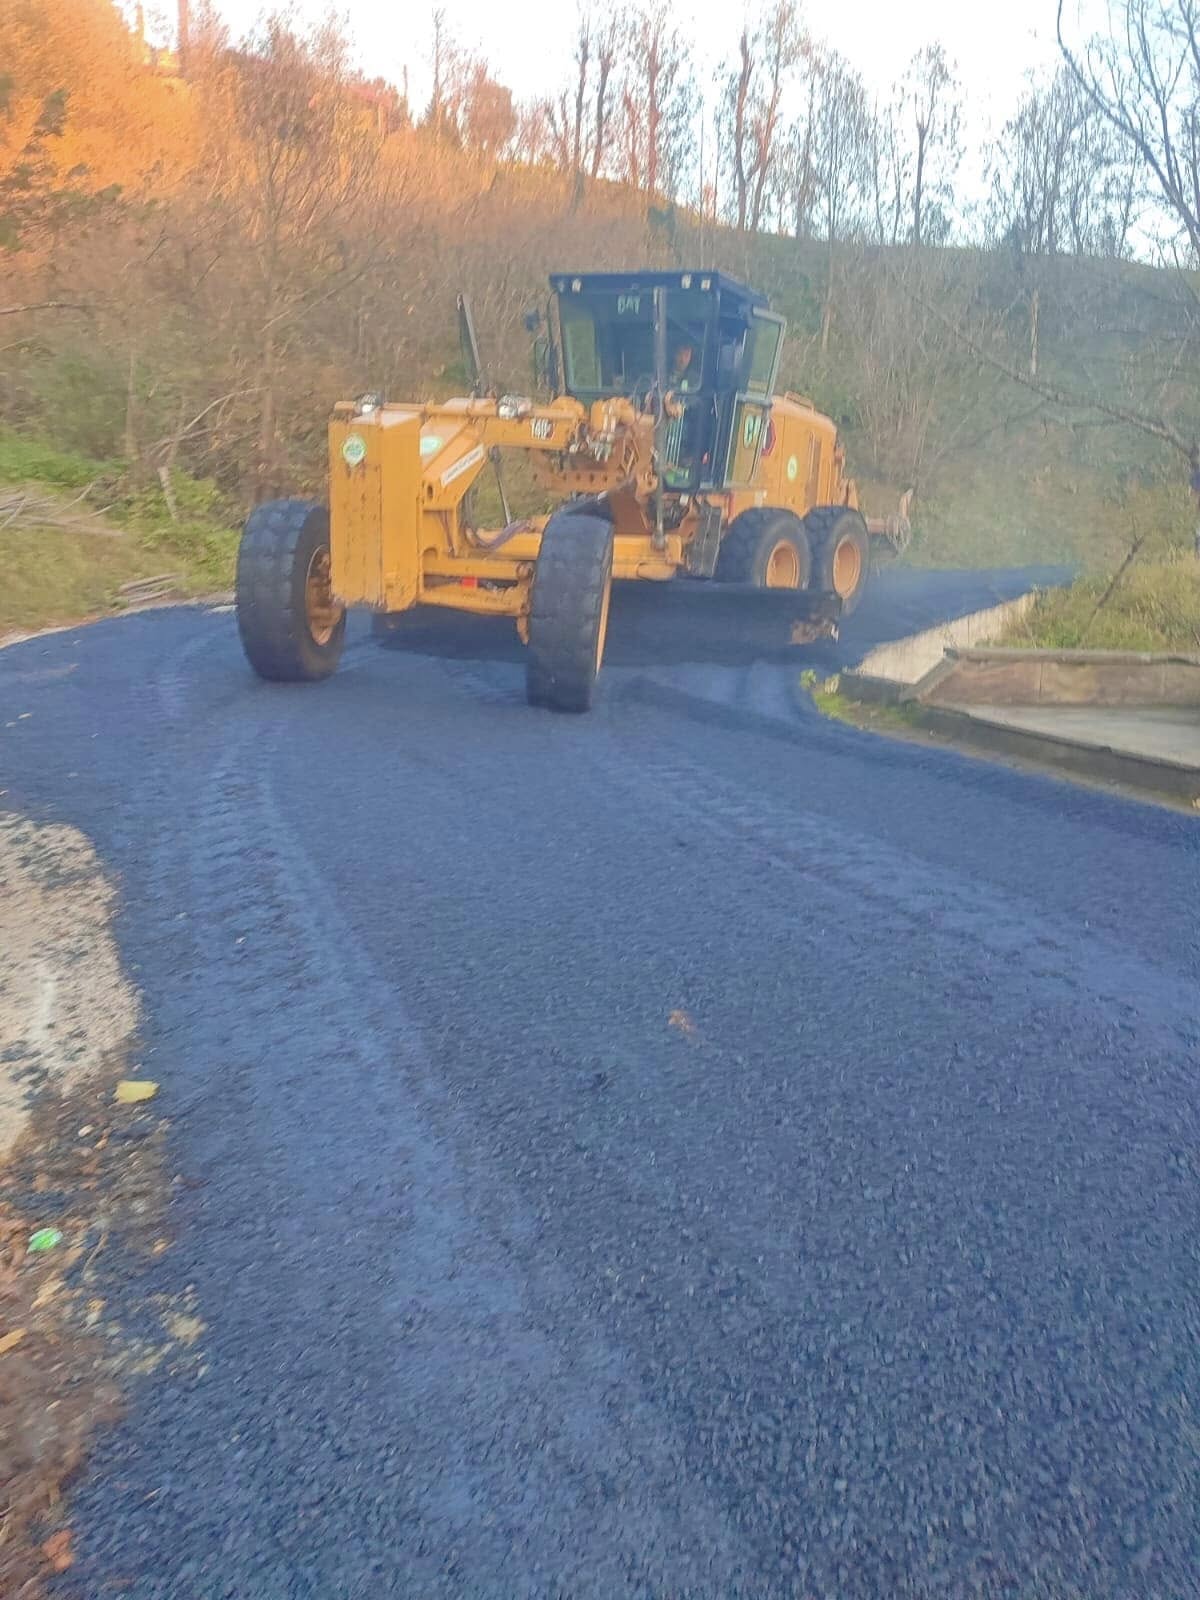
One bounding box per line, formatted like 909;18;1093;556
531;418;553;441
742;413;762;450
440;445;486;487
786;454;799;481
341;434;367;467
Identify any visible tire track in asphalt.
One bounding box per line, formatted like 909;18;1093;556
67;686;751;1599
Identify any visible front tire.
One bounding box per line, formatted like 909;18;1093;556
526;509;613;713
236;500;346;682
805;507;870;617
715;507;811;588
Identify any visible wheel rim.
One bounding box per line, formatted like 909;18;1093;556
305;547;342;646
832;536;862;598
594;576;612;673
764;539;801;589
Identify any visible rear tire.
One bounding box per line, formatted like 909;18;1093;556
236;499;345;681
526;509;613;713
805;506;870;617
715;507;811;588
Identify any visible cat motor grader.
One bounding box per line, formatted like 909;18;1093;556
235;270;909;711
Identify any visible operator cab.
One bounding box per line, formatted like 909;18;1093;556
548;270;786;494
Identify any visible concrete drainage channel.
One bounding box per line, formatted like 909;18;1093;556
837;593;1200;807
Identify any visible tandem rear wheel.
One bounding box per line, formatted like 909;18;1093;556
525;509;614;713
715;507;812;589
236;499;346;681
804;506;871;617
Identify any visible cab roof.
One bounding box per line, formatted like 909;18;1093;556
549;270;768;314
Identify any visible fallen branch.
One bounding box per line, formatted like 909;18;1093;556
0;487;122;537
0;301;91;318
1080;533;1149;645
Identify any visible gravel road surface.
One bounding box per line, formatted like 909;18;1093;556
3;565;1198;1600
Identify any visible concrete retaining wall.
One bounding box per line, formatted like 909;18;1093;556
852;593;1038;687
924;648;1200;708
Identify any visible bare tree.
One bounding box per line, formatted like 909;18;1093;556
900;44;962;247
868;99;909;246
781;69;820;239
1058;0;1200;259
1054;0;1200;470
214;19;393;494
617;8;693;198
990;68;1138;258
722;1;806;232
810;49;871;347
545;13;619;193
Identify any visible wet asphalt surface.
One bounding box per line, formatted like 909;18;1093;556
3;565;1200;1600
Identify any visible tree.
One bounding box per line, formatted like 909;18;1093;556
208;18;393;494
810;49;870;346
544;13;618;192
1050;0;1200;470
616;9;693;198
781;69;820;239
989;68;1137;259
868;99;908;246
462;68;516;155
722;0;806;232
1058;0;1200;261
900;44;961;247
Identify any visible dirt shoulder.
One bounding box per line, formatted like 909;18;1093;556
0;817;141;1162
0;814;183;1597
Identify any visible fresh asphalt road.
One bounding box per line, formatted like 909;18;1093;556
3;567;1199;1600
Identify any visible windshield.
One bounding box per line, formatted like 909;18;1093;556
559;289;712;397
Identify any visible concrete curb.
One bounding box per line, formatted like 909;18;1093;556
915;704;1200;804
837;596;1200;807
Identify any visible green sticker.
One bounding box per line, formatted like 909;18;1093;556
28;1228;63;1253
341;433;367;467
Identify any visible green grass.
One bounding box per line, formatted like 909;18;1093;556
1;430;239;631
0;432;120;491
802;670;927;734
1000;554;1200;652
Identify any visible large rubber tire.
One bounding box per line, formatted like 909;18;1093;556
526;510;613;713
236;499;346;681
714;507;812;588
805;506;871;617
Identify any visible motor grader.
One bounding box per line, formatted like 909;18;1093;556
236;270;908;711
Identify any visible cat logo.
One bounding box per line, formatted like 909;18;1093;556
616;294;642;316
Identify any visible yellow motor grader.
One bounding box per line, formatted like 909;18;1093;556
236;270;908;711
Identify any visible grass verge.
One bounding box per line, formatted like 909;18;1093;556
1;431;239;635
998;553;1200;653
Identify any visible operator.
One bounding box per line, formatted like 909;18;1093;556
664;338;705;485
671;339;699;392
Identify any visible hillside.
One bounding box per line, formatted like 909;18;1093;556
2;0;1197;621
